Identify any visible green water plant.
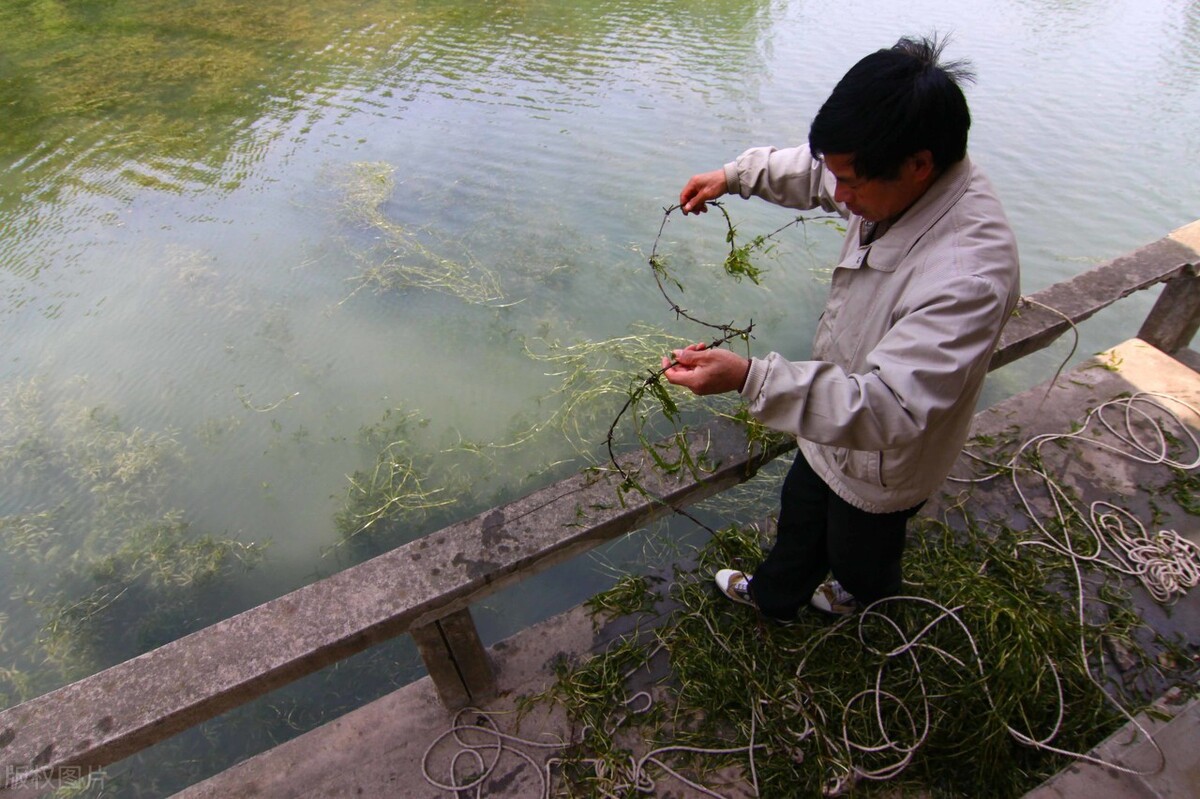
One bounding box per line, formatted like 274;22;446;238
332;161;504;306
0;378;266;691
331;407;471;560
583;574;662;620
336;410;444;525
598;203;825;527
522;326;749;463
38;512;266;678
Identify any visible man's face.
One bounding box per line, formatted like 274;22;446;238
822;152;933;224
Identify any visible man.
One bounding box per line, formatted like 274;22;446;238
662;36;1020;620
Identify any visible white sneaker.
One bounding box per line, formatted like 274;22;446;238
810;578;859;616
714;569;755;607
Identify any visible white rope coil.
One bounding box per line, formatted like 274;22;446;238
957;391;1200;604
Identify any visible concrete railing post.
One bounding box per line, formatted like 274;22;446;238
411;608;496;710
1138;267;1200;355
1139;220;1200;354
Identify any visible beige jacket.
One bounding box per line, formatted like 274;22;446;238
726;146;1020;513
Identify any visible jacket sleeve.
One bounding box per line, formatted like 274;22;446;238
724;145;846;215
740;274;1009;450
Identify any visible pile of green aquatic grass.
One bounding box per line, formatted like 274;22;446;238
530;518;1159;798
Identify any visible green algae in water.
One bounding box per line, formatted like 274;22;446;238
331;161;504;305
0;378;266;693
332;406;463;557
521;325;748;455
327;322;750;561
1;0;423;192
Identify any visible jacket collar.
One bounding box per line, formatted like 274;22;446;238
854;156;974;273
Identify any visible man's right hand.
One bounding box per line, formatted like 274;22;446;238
679;168;728;215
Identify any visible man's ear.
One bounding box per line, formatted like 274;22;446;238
909;150;936;182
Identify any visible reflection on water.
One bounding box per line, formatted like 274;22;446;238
1;0;1199;792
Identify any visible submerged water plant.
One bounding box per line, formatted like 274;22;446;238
522;326;742;455
0;378;267;693
331;161;504;306
333;407;461;554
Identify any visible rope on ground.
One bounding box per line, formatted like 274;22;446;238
956;391;1200;603
797;594;1149;796
420;707;562;798
421;697;766;798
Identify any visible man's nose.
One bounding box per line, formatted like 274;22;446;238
834;182;853;204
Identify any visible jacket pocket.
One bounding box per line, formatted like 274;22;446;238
831;447;883;487
879;443;924;490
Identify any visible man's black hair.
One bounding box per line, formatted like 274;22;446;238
808;35;976;180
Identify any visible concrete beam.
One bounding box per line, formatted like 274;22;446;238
991;221;1200;371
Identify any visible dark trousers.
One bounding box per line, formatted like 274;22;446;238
748;453;923;620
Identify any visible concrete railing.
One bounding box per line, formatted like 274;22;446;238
992;220;1200;370
2;220;1198;795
